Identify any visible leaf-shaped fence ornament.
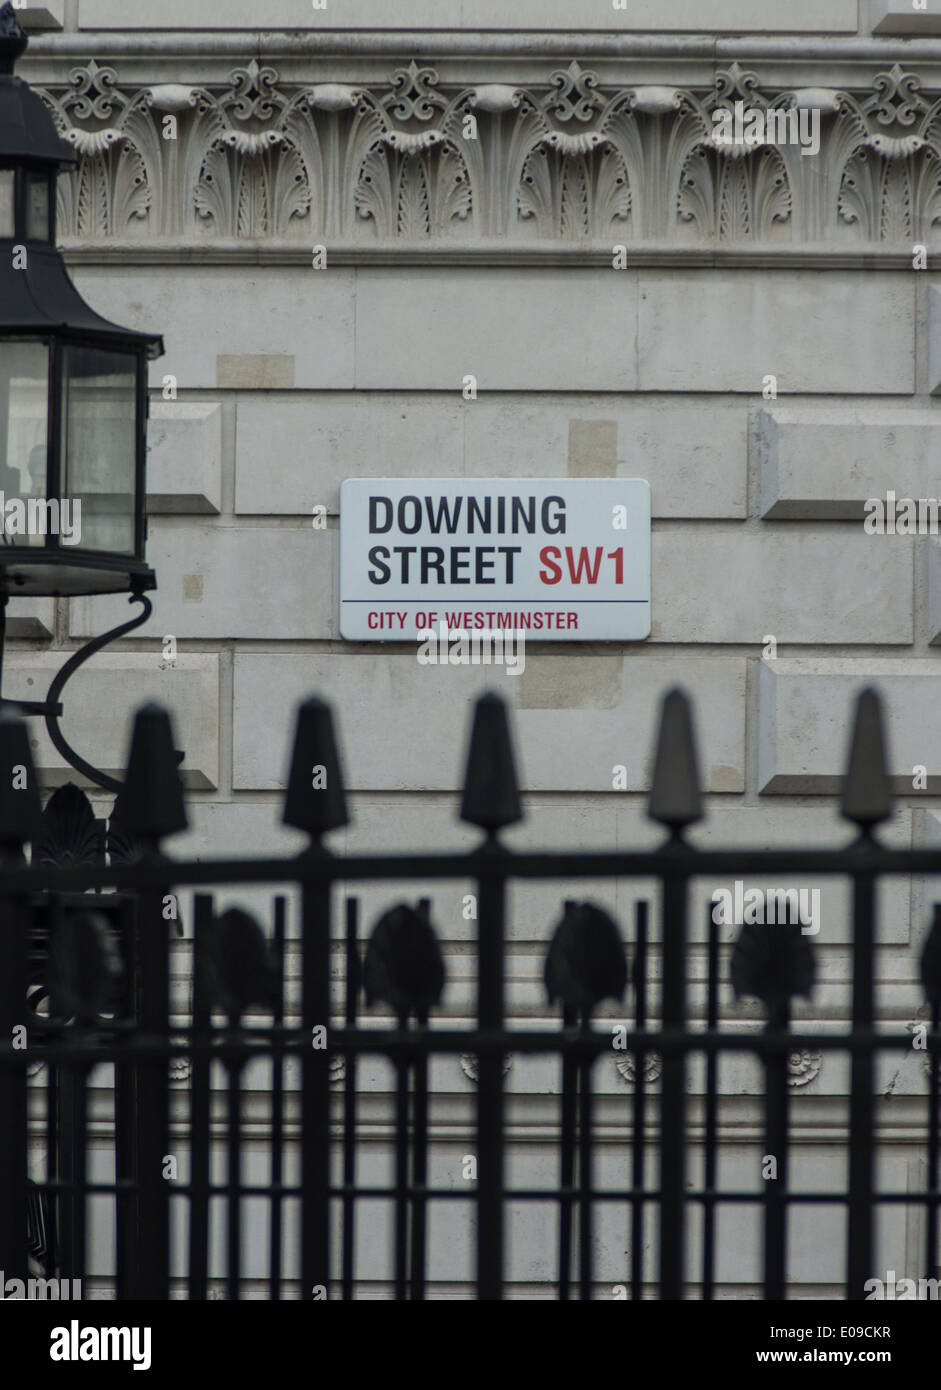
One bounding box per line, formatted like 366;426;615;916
200;908;279;1018
47;910;122;1023
35;784;105;868
730;920;815;1013
0;705;41;850
363;902;445;1019
544;901;628;1015
106;791;145;867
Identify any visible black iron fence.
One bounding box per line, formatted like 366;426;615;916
1;686;940;1300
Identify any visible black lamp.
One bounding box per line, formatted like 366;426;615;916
0;3;165;791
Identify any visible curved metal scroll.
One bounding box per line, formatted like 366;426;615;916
44;590;154;794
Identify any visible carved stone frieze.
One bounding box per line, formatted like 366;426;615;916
31;57;941;246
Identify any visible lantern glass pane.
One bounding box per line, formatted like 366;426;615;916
0;171;13;236
61;345;137;555
0;341;49;549
26;174;50;241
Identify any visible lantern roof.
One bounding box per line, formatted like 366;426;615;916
0;3;163;359
0;4;75;169
2;246;164;358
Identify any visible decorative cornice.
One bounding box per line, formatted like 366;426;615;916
30;56;941;249
26;34;941;62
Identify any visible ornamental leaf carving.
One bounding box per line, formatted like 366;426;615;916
28;56;941;247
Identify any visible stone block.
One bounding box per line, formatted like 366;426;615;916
71;268;355;392
3;652;219;790
757;407;941;520
235;395;747;519
235;397;465;515
71;525;333;639
232;651;745;793
6;598;54;639
871;0;941;34
638;273;913;394
147;402;222;514
77;0;857;30
354;269;639;391
758;658;941;794
21;3;64;29
652;529;912;644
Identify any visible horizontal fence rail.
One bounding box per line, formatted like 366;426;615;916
0;686;940;1299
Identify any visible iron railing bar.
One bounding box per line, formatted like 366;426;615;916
114;891;137;1302
7;844;941;895
410;1010;430;1302
476;844;507;1301
129;880;172;1299
28;1179;941;1203
226;1046;244;1302
558;1001;577;1301
659;869;689;1299
269;895;286;1302
340;897;358;1303
300;866;331;1302
763;1005;790;1301
578;1039;594;1301
45;1042;58;1278
702;903;720;1302
187;895;212;1302
52;895;77;1285
847;870;876;1300
927;997;940;1283
631;900;649;1302
12;1025;941;1063
393;1014;410;1302
0;888;28;1282
70;1059;89;1296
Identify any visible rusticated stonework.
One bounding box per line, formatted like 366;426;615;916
32;57;941;246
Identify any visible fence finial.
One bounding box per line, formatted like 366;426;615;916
0;705;41;850
647;687;702;833
459;692;522;833
118;702;187;845
283;696;349;839
841;687;892;830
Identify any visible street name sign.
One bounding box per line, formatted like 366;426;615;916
338;478;650;641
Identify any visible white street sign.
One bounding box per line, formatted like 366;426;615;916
339;478;650;641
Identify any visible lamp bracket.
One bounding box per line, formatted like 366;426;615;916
42;589;154;793
0;587;154;794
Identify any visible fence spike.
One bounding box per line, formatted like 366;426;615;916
0;704;41;849
459;692;523;832
117;702;187;845
841;687;892;829
283;696;349;838
647;687;702;832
